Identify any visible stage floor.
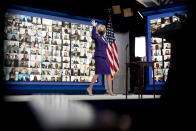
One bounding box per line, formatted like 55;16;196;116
4;94;161;102
2;94;162;131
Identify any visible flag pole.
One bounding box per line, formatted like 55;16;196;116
108;8;112;21
107;8;113;92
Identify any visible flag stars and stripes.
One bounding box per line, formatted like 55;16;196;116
105;20;120;80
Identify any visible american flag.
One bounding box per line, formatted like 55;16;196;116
106;20;120;80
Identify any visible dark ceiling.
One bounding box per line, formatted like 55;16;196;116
1;0;147;34
1;0;191;34
2;0;186;35
3;0;144;19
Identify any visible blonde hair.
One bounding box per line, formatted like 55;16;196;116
96;24;106;36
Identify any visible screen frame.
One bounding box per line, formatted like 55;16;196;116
3;5;105;86
143;3;187;91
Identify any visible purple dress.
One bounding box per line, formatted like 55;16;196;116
92;26;111;74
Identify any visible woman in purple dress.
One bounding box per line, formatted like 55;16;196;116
87;20;116;96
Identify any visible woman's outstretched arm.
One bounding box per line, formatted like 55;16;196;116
91;20;98;40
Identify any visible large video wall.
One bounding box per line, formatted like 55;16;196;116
3;12;96;83
150;16;179;82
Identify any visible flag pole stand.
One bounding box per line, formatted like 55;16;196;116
112;79;113;92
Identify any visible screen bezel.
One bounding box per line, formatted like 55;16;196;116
3;5;105;86
145;10;187;90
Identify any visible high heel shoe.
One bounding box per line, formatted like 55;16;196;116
106;90;117;96
87;88;93;96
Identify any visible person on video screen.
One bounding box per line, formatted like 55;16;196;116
86;20;116;96
22;29;30;42
11;35;17;41
14;55;19;67
21;47;28;54
4;54;11;66
21;54;29;61
45;32;51;38
24;70;30;81
9;67;16;81
165;50;170;55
